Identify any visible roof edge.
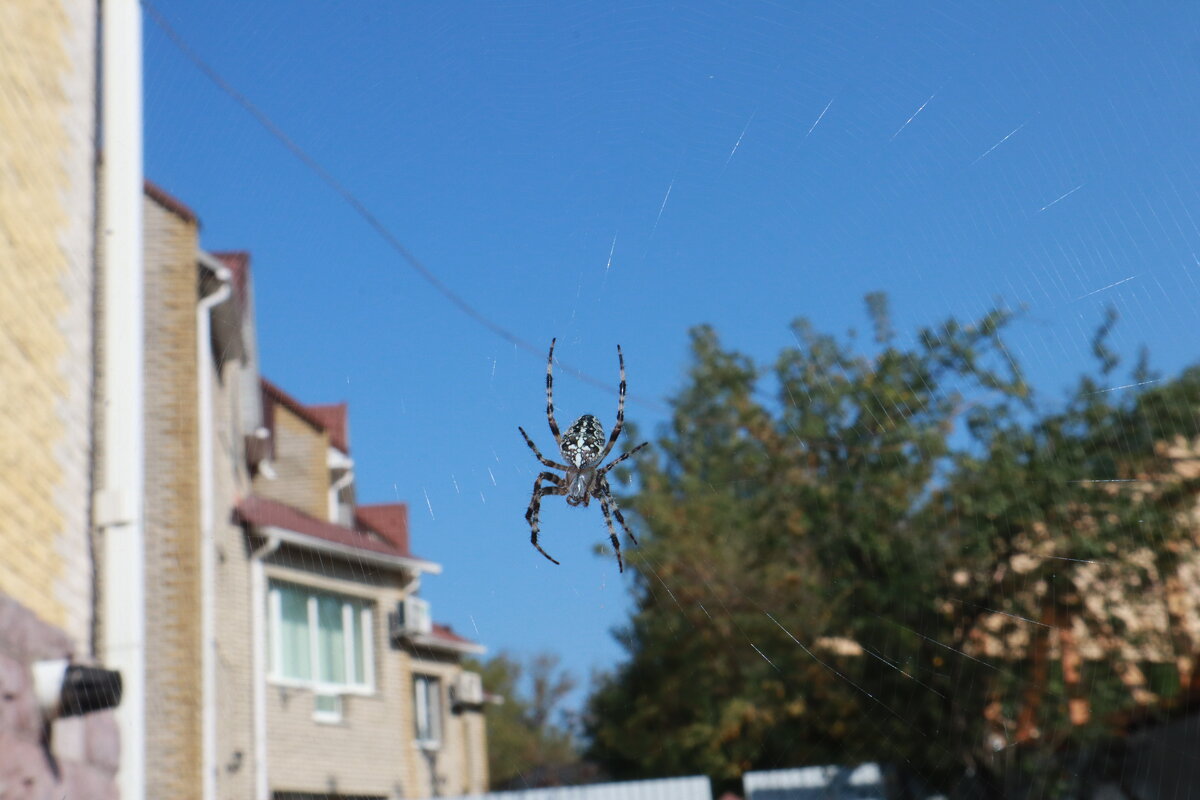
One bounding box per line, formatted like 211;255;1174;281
144;179;200;226
258;524;442;575
261;378;345;445
411;631;486;656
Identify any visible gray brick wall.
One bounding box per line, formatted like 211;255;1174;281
263;560;415;798
212;356;258;800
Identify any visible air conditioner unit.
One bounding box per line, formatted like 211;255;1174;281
389;596;431;641
452;671;484;707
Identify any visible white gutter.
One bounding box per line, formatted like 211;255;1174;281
409;633;486;656
197;255;233;800
100;2;145;798
259;525;442;574
249;534;282;800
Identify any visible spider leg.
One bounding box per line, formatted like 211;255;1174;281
599;476;638;547
596;493;625;573
598;344;627;461
598;441;649;476
518;426;569;471
526;471;566;566
545;338;562;446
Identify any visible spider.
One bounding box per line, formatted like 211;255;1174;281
519;338;648;572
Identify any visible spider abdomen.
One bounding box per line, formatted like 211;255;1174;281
561;414;606;468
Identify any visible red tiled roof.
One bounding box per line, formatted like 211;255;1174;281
260;379;350;454
430;623;480;648
355;504;409;553
235;495;419;561
307;403;349;453
143;179;199;226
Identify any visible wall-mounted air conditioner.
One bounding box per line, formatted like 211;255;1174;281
452;670;484;708
389;595;431;642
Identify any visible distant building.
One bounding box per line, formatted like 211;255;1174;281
103;181;492;800
243;379;489;798
120;182;491;798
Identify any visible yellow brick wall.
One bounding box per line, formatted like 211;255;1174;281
140;195;204;797
0;0;98;649
255;405;330;520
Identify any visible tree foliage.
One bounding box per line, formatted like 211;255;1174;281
473;652;588;790
584;297;1200;796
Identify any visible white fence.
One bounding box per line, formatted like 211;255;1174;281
426;775;714;800
744;765;888;800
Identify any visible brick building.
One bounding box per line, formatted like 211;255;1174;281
0;0;122;797
120;184;491;799
2;2;490;794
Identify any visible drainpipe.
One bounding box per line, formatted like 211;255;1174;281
197;256;232;800
100;1;145;798
328;467;354;523
250;534;282;800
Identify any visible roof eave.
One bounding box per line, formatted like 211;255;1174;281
411;633;486;656
257;524;443;575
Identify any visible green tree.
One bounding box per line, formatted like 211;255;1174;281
584;298;1200;796
472;651;587;789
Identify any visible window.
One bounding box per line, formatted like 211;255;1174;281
313;693;342;724
413;674;442;748
269;580;374;693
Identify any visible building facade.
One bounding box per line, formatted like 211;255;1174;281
124;183;490;799
0;1;123;796
2;4;490;792
0;0;97;664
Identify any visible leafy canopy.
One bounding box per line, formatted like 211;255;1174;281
585;297;1200;796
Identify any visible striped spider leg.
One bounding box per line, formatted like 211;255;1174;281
518;339;648;571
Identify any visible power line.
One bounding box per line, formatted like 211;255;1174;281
140;0;662;410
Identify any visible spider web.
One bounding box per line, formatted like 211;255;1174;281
143;1;1200;797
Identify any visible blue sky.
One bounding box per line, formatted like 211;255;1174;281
144;0;1200;715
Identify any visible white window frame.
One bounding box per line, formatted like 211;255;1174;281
267;580;375;696
413;674;443;749
313;692;343;724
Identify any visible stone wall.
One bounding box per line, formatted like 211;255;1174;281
0;592;118;800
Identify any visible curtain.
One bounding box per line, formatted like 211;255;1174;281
316;593;347;684
277;584;312;680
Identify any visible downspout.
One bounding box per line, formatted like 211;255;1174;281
328;467;354;523
100;1;145;798
400;570;421;597
197;257;232;800
250;534;282;800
